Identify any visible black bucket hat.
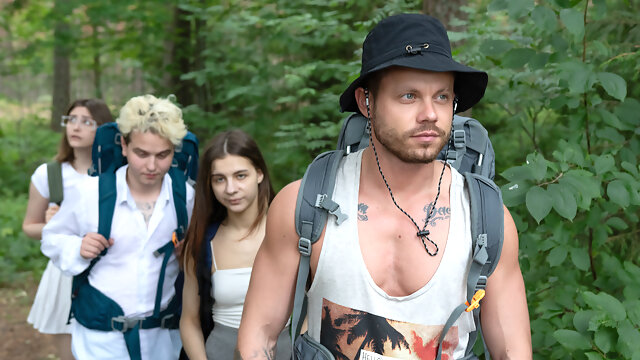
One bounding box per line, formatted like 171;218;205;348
339;13;488;114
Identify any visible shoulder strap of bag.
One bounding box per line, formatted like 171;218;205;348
47;161;64;205
291;150;347;351
436;173;503;360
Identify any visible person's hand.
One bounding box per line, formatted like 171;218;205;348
80;232;114;259
45;204;60;223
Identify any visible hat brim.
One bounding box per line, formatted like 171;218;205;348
339;52;488;114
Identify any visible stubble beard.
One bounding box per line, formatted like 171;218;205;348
371;113;450;164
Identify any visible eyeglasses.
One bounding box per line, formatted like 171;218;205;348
60;115;97;129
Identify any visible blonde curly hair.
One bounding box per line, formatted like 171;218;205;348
117;94;187;146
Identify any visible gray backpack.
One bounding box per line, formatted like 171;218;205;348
292;113;504;360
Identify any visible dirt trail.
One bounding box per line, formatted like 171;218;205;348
0;280;59;360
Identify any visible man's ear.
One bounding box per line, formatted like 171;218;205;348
121;135;128;157
355;87;370;117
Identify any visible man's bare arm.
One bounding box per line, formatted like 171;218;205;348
481;205;532;359
236;181;303;359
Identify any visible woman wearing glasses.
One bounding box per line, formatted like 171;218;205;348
23;99;113;360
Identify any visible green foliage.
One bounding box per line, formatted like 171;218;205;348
457;0;640;357
0;191;47;286
0;101;60;285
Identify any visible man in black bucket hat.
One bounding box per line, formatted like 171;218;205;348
237;13;531;360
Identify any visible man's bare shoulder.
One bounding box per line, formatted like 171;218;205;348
269;179;301;216
264;180;301;243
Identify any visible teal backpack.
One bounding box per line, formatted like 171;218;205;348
70;122;199;360
292;113;503;360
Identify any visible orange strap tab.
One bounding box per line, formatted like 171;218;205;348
171;231;179;247
465;289;486;312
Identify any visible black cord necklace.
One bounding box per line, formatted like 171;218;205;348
364;89;449;257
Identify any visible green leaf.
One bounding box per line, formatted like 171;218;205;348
583;291;627;322
547;183;577;220
596;126;626;143
593;154;615;176
529;52;550;70
480;39;513;56
554;329;592;350
526;186;552;223
605;217;628;230
617;320;640;358
625;300;640;327
621;161;639;178
597;72;627;101
570;247;590;271
596;108;628;131
508;0;534;18
560;8;584;38
559;170;601;209
584;352;604;360
594;327;616;353
531;6;557;32
607;180;630;208
502;48;536;68
501;165;533;182
501;181;531;207
526;153;548;181
488;0;509;12
574;310;597;332
548;246;568;267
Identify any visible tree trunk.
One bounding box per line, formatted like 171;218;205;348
170;6;194;106
422;0;467;31
91;23;102;99
51;0;71;131
194;0;208;111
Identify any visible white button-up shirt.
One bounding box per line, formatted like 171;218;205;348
42;165;194;360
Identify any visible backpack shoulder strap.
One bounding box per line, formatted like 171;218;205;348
168;167;188;241
47;161;63;205
291;149;347;346
437;173;504;360
336;113;369;153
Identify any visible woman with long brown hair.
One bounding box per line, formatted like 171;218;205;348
179;130;291;359
23;98;113;360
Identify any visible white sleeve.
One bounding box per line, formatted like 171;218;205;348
41;189;92;276
31;163;49;199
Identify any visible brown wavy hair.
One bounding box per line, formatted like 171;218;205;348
182;129;275;273
55;99;114;162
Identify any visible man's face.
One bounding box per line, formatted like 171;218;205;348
370;67;454;163
121;130;174;189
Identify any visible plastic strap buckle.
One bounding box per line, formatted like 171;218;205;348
298;237;312;257
160;314;176;329
465;289;486;312
453;129;465;149
111;316;143;332
476;275;488;290
477;233;487;247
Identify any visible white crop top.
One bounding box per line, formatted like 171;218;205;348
210;243;252;329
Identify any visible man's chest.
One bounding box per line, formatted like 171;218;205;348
355;197;452;297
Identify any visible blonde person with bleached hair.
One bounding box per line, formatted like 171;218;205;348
117;94;187;146
42;94;195;360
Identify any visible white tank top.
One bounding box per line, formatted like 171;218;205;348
210;243;252;329
307;150;475;359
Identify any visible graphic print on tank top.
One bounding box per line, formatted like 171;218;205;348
320;298;457;360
